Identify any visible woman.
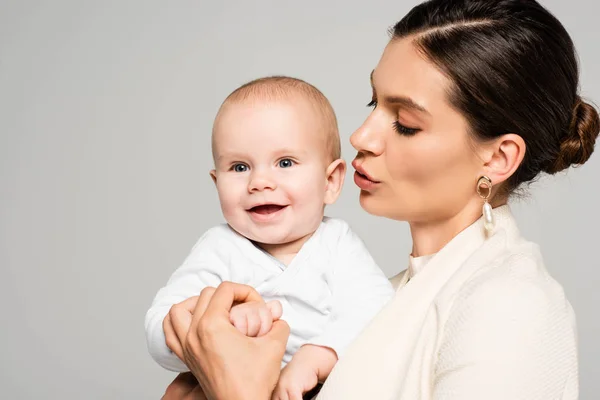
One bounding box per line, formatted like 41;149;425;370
163;0;598;399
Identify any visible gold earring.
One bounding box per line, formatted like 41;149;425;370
477;176;495;233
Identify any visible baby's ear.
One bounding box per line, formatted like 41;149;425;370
210;169;217;185
324;159;346;205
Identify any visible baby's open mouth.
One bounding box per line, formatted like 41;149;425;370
248;204;287;215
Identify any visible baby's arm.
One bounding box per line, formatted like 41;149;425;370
145;231;229;372
271;344;337;400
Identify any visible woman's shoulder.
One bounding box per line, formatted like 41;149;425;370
433;240;578;397
442;240;575;328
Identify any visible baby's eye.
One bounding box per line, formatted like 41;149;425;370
233;163;248;172
278;159;294;168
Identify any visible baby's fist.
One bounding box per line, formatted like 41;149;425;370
229;299;282;337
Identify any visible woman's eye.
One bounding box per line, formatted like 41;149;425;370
233;164;248;172
393;121;420;136
279;159;294;168
367;99;377;108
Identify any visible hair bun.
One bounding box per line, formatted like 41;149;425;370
546;97;600;174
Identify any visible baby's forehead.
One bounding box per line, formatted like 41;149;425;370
212;102;330;160
211;76;340;162
214;97;326;138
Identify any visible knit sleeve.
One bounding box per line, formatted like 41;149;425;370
433;256;578;400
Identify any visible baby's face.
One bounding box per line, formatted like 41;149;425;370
211;98;333;245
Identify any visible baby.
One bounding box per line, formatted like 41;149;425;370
145;76;394;398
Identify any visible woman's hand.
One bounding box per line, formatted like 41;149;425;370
162;372;207;400
163;296;201;361
168;282;290;400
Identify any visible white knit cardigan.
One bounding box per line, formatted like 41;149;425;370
316;205;578;400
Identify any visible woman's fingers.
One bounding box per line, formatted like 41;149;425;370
190;286;216;327
201;282;263;321
161;372;198;400
178;283;290;400
163;313;184;360
260;319;291;354
188;384;208;400
168;296;200;351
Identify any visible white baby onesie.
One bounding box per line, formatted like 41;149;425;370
145;217;394;372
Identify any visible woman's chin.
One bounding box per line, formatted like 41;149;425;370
359;191;410;221
359;191;384;216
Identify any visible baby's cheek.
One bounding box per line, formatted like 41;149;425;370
293;179;326;204
217;179;243;205
218;192;246;228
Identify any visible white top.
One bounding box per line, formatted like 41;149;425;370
408;253;436;278
316;205;578;400
145;217;394;372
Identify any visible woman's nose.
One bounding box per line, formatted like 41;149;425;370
350;113;385;156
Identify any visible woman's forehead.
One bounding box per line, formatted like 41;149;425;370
373;39;451;107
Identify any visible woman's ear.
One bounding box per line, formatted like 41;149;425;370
324;159;346;205
481;133;526;189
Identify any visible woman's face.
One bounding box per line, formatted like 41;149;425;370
351;38;484;224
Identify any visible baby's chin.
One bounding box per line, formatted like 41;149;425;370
231;224;307;246
245;230;302;246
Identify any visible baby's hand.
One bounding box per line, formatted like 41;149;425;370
271;361;319;400
229;299;283;337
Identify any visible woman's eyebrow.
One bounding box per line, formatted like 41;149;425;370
384;96;429;114
370;70;430;115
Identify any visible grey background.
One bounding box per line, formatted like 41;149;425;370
1;0;598;398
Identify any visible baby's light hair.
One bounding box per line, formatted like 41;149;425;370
212;76;341;162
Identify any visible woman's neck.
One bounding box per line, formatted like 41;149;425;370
408;199;505;257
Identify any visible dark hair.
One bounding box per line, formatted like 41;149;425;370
392;0;599;192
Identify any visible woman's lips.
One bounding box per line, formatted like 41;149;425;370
352;161;380;190
353;171;380;190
